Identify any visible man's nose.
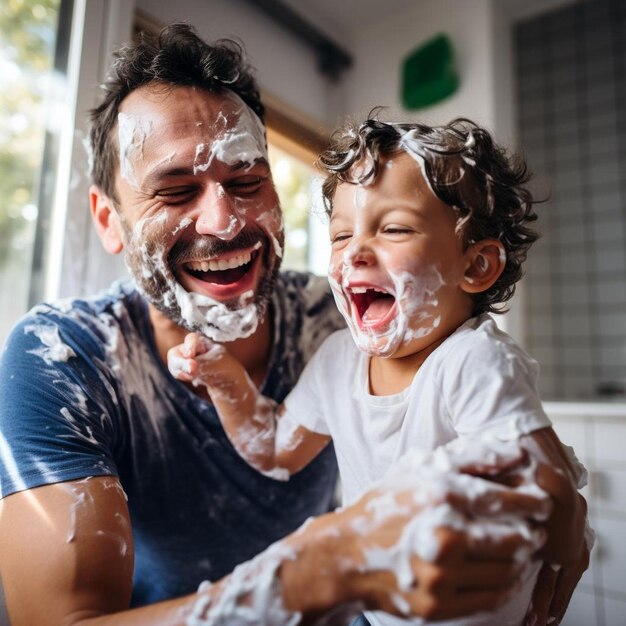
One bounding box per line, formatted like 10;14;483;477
195;185;245;241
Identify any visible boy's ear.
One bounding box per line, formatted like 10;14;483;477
461;240;506;294
90;185;124;255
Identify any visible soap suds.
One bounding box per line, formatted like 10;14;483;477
24;323;76;365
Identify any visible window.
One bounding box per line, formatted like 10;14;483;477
0;0;64;344
264;91;332;275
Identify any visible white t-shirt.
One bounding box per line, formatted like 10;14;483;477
283;314;551;626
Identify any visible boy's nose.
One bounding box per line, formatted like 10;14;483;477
195;185;244;241
345;237;376;267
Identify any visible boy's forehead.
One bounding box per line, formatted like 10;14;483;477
342;152;432;197
330;151;448;219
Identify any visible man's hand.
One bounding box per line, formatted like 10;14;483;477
281;438;552;624
521;428;592;625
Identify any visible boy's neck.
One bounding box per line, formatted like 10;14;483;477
368;302;476;396
368;336;448;396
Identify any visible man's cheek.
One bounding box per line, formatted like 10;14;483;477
254;204;284;257
130;210;178;248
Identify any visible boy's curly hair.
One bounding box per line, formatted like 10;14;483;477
89;23;264;203
319;115;539;315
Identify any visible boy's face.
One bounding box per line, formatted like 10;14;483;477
328;152;474;359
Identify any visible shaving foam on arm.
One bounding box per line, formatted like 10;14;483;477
167;334;328;481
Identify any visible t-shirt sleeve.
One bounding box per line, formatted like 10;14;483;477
281;332;341;436
441;330;551;440
0;310;120;498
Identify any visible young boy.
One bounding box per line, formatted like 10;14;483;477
169;118;578;625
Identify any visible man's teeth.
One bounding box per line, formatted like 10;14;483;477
186;245;259;272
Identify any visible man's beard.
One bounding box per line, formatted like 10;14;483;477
123;224;283;342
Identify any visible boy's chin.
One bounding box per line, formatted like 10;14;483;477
352;331;404;359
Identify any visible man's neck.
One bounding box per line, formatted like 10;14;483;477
149;304;273;389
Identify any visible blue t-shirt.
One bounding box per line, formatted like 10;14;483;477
0;272;343;606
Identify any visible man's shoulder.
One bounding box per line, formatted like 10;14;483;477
275;271;345;360
22;279;137;321
276;270;330;301
2;280;142;364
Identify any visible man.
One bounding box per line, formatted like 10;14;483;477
0;24;588;625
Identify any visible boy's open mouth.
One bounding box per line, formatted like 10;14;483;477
349;286;396;328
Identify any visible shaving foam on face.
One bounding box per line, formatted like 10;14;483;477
118;112;153;189
192;93;267;175
125;212;262;342
328;266;444;358
117;93;283;342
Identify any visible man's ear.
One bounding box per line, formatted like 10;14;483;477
90;185;124;254
461;240;506;294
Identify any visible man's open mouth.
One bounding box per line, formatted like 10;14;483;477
348;285;396;328
181;242;262;286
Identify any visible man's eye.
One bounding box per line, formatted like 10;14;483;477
229;177;263;193
155;188;195;203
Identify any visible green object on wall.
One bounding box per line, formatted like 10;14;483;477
401;33;459;109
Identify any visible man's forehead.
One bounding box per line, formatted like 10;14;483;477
119;83;246;129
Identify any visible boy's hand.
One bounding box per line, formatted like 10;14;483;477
167;332;229;385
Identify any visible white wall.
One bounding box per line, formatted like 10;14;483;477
342;0;501;130
136;0;342;127
548;404;626;626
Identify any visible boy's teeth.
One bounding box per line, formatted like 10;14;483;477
186;249;255;272
349;286;389;295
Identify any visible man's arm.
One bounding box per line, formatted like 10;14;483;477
0;461;547;626
168;333;330;477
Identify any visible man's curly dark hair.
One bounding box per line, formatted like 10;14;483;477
88;23;264;202
319;115;539;315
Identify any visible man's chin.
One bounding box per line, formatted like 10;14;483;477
133;255;279;341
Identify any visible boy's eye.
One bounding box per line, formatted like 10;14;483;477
383;226;412;235
331;233;352;244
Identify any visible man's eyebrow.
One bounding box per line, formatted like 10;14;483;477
228;157;268;171
142;165;195;188
142;157;269;187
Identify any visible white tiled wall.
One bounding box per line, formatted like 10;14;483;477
548;403;626;626
517;0;626;403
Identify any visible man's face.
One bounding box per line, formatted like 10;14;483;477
112;84;284;341
328;152;472;358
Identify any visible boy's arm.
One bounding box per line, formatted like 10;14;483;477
168;333;330;477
